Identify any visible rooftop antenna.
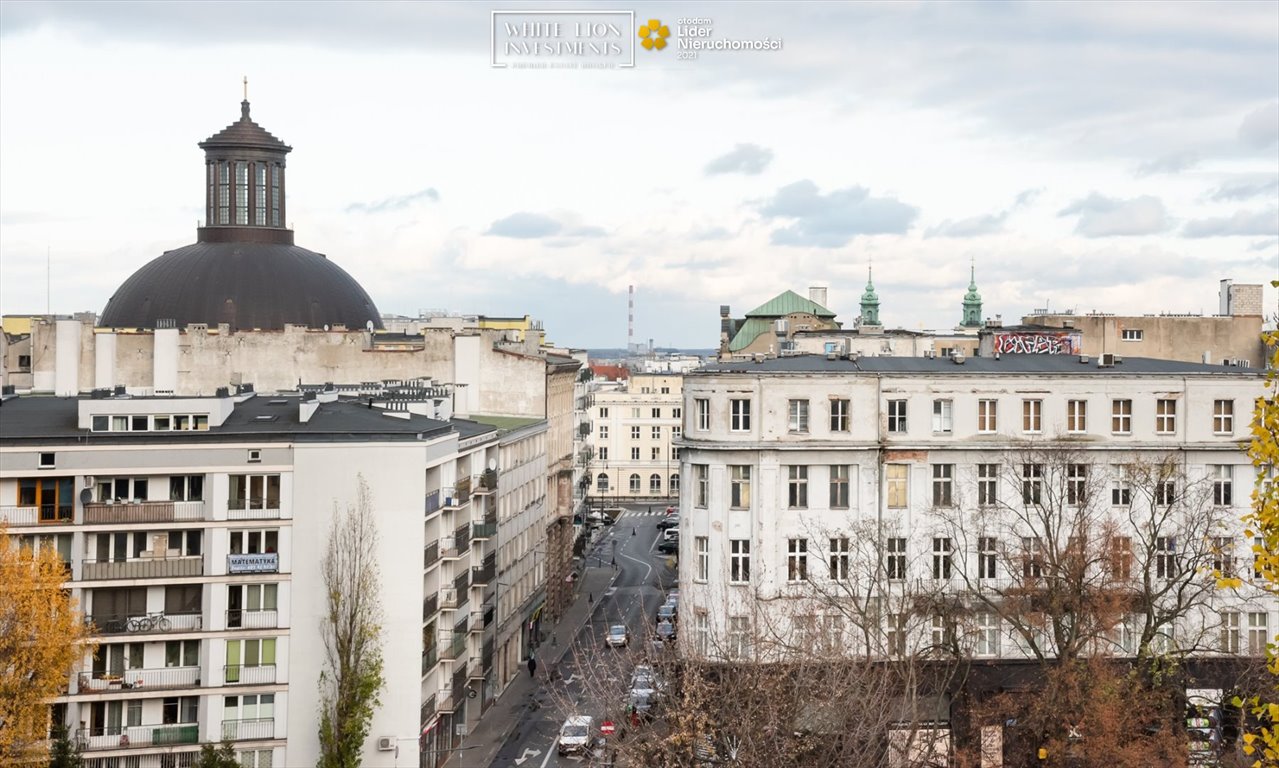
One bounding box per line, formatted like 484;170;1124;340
243;76;248;100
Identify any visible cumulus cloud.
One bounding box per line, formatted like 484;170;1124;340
926;188;1042;238
757;180;918;248
1058;193;1172;237
1238;102;1279;149
1249;237;1279;252
1181;208;1279;238
704;143;774;176
485;212;608;240
1135;151;1200;177
1210;177;1279;202
345;187;438;214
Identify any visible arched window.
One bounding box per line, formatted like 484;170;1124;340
670;473;680;493
596;473;609;492
629;473;642;493
650;473;662;493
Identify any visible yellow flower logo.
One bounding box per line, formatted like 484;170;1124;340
638;18;670;51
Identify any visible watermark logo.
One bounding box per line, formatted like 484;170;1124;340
638;18;670;51
491;10;635;69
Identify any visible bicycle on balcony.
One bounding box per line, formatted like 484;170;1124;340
128;612;172;632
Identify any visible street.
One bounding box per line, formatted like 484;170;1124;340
487;504;675;767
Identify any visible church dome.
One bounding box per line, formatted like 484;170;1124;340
98;97;382;331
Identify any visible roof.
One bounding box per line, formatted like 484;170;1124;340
98;240;382;331
199;101;291;153
0;395;494;446
744;289;836;319
463;414;546;434
590;364;630;381
728;317;775;352
696;353;1266;377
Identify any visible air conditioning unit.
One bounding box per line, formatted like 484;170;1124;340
84;476;96;488
1099;353;1115;368
376;735;395;751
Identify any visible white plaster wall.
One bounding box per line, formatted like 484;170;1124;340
54;319;81;396
153;328;179;394
94;332;117;389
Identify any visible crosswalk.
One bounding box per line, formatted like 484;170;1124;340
612;509;672;518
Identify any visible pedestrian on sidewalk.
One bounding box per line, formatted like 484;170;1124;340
527;655;537;678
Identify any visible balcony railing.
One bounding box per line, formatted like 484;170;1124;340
474;470;498;495
425;490;441;515
439;635;464;661
424;541;440;568
472;522;497;540
226;552;279;575
84;501;205;525
471;562;495;586
0;505;44;526
436;688;455;713
423;592;439;620
226;609;278;630
77;666;200;693
422;647;438;675
87;610;202;636
226;502;280;520
439;588;459;609
468;657;486;679
439;543;460;560
76;723;199;751
82;556;203;581
454;524;472;554
421;693;437;726
224;664;277;685
221;717;275;741
455;477;472;504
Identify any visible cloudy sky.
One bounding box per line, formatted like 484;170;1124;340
1;1;1276;348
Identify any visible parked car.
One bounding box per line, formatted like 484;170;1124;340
665;505;678;515
656;603;677;624
558;715;594;755
630;665;665;694
626;690;656;722
656;619;676;642
666;588;680;602
661;528;680;543
606;624;629;648
657;539;679;555
657;514;680;530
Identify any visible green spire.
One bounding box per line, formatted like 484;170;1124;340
860;263;880;326
961;259;982;328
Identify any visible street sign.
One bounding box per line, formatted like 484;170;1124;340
600;720;616;736
455;723;467;737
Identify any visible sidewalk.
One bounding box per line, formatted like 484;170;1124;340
443;559;620;768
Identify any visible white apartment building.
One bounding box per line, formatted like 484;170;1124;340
678;353;1272;699
0;388;531;768
588;374;684;505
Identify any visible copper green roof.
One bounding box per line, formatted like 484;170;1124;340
728;317;775;352
744;290;836;319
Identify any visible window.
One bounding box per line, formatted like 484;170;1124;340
672;425;682;439
926;399;954;434
631;426;641;440
598;425;608;440
593;446;606;462
649;473;662;493
977;464;998;506
17;477;74;523
1248;612;1269;655
885;613;908;657
1022;399;1042;433
694;465;708;507
1212;537;1236;579
167;530;203;557
932;538;953;579
1156;399;1177;434
931;614;956;653
887;399;908;433
730;398;751;431
1111;465;1131;506
787;465;808;509
1066;464;1087;506
695;537;708;581
1155;479;1175;506
1110;615;1137;655
673;407;680;417
978;537;998;580
931;464;954;507
728;616;751;658
829;465;850;509
1213;465;1233;506
886;464;908;508
1022;537;1044;578
1220;611;1241;654
1256;536;1266;580
239;749;274;768
1121;328;1143;341
218;162;230;224
1111;399;1132;434
270;165;280;226
695;612;709;656
650;447;660;460
229;529;278;555
729;540;750;583
829;537;850;580
1021;463;1043;505
651;426;661;439
730;465;751;509
225;638;276;682
1155;537;1177;579
163;695;199;725
223;693;274;733
976;613;1000;656
978;399;998;432
670;473;680;492
788;399;810;432
169;475;205;502
599;407;609;418
165;639;199;668
96;477;149;503
595;473;609;492
228;474;281;513
1067;399;1087;433
787;539;808;581
1108;536;1133;579
631;408;641;418
695;398;710;431
886;538;907;580
629;474;641;493
652;407;661;419
1213;400;1235;434
830;398;850;432
254;163;266;224
234;162;248;224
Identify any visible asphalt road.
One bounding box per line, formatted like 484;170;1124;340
488;504;676;768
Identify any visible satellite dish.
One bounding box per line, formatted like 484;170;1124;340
79;488;93;505
488;458;497;471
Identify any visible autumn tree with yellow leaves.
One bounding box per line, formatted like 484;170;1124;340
0;525;93;762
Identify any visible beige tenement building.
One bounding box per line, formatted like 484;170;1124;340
588;373;684;505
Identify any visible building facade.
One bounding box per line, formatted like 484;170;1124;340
588;374;684;505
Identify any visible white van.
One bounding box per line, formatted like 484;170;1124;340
558;715;594;755
662;527;679;543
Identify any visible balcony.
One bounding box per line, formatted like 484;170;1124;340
436;688;455;713
468;657;486;680
82;556;203;581
76;723;198;751
221;718;275;741
439;634;465;661
224;664;276;685
422;646;438;675
423;592;439;621
424;541;440;569
454;524;472;554
454;477;472;504
84;501;205;525
77;666;200;693
471;561;495;586
439;588;459;609
87;610;202;636
226;501;280;521
227;552;279;575
226;609;278;629
471;522;497;540
420;693;437;726
425;490;441;515
439;542;461;560
0;505;66;526
453;571;470;597
474;470;498;495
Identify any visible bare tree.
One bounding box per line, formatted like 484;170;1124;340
317;476;385;768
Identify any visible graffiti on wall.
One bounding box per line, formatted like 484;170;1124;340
993;332;1081;355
